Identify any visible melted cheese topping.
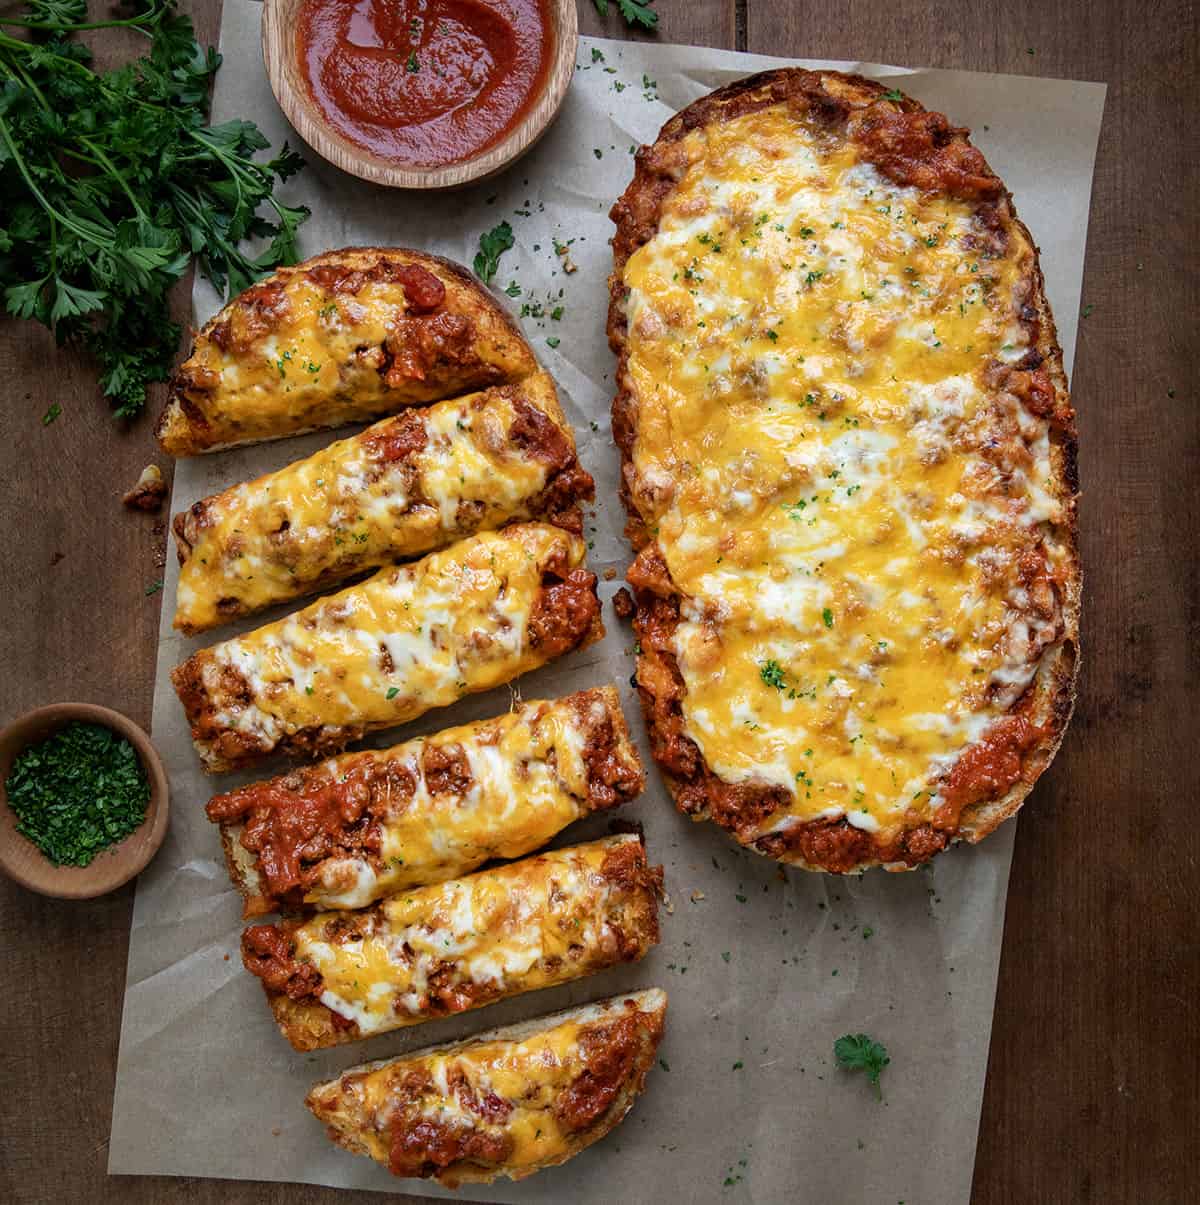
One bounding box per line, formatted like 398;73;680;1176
196;523;586;758
179;263;533;448
293;836;651;1036
174;373;566;632
314;990;665;1177
622;106;1066;846
308;690;625;909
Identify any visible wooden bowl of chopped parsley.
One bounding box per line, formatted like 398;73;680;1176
0;704;168;898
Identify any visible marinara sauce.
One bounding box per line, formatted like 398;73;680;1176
297;0;553;167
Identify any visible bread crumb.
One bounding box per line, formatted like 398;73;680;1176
123;463;167;513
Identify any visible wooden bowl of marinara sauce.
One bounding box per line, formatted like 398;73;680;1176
0;703;169;899
262;0;579;189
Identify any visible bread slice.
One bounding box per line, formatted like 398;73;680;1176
306;989;667;1186
206;686;644;917
608;69;1080;872
157;246;537;455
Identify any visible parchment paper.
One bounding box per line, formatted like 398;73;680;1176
108;8;1106;1200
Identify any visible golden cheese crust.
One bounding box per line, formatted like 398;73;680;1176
170;370;594;634
305;989;667;1186
157;246;537;456
608;69;1080;873
207;686;645;916
172;523;605;773
241;835;664;1051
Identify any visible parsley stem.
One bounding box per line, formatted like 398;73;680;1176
0;3;166;33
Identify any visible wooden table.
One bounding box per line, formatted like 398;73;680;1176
1;2;1195;1201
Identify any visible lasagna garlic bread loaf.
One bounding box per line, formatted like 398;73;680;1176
241;835;663;1051
207;686;644;915
609;69;1080;872
158;247;537;455
306;989;667;1186
172;523;603;772
171;370;593;633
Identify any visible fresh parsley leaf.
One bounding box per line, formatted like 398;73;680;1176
593;0;658;31
760;659;787;689
385;687;400;700
833;1034;890;1098
822;607;834;629
473;220;514;284
41;402;61;425
882;88;904;102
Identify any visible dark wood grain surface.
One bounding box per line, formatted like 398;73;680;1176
1;2;1195;1202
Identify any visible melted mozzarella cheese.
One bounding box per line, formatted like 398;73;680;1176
622;105;1064;845
292;836;648;1037
173;374;566;633
198;524;585;754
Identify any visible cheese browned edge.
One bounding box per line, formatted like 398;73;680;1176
240;834;663;1051
170;370;595;634
157;247;538;456
305;988;667;1187
171;523;604;774
608;69;1080;872
207;686;645;917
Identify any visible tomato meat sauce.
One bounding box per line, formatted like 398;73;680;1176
297;0;554;167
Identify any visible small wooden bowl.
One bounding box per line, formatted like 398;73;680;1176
262;0;579;189
0;704;169;899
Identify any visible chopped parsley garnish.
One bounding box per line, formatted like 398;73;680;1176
834;1034;890;1098
882;88;904;101
546;336;560;348
760;659;787;689
504;281;522;297
473;221;515;284
822;607;834;628
5;721;150;866
385;687;400;700
42;403;61;426
406;51;420;72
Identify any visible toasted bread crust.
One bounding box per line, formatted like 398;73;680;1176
608;69;1080;872
158;246;537;456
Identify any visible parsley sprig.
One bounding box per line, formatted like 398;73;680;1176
473;220;514;284
592;0;658;32
834;1033;890;1099
0;0;309;417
